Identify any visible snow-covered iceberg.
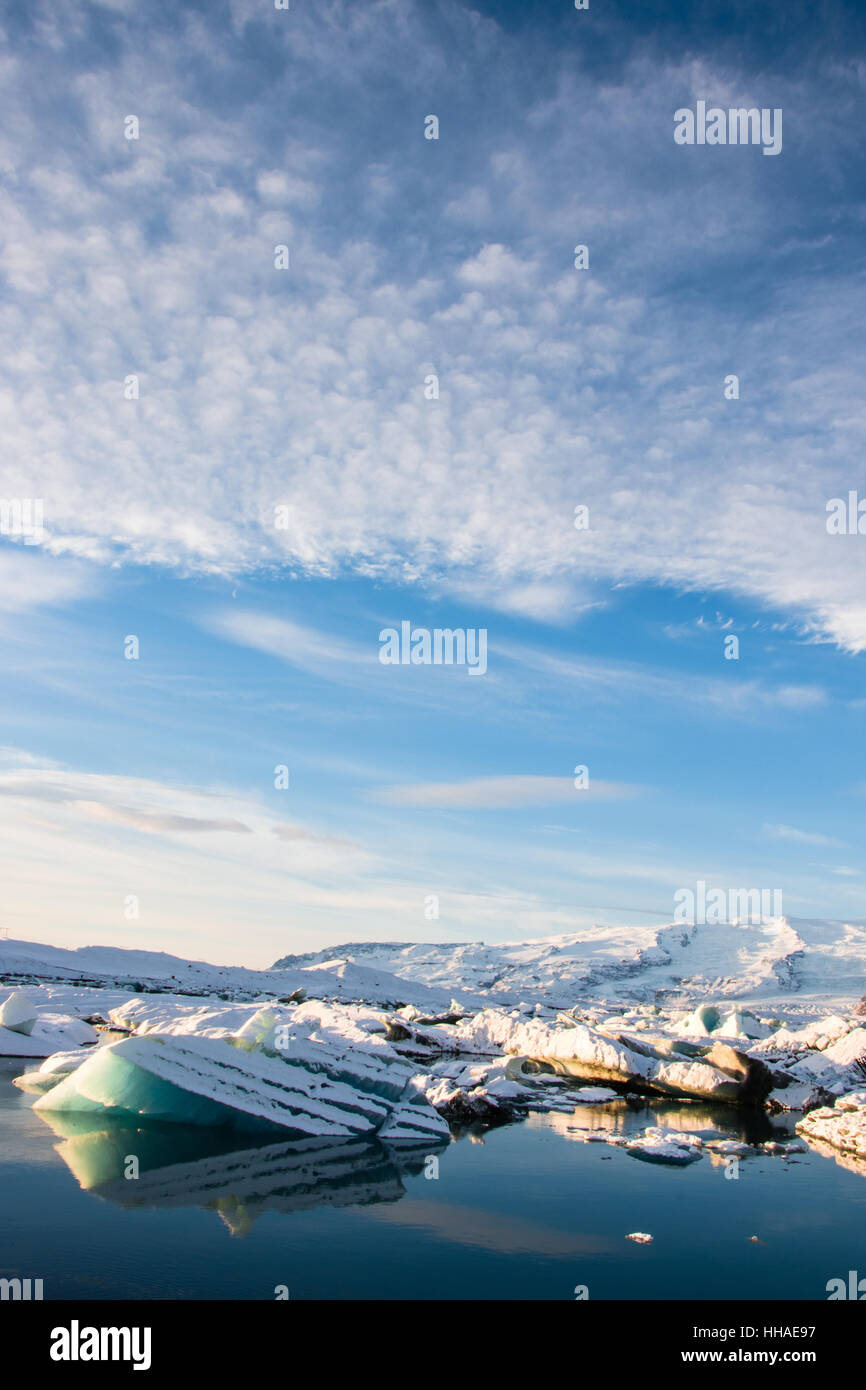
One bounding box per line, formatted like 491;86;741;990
406;1009;773;1105
33;1026;449;1143
796;1093;866;1162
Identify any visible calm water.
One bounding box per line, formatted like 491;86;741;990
3;1057;865;1300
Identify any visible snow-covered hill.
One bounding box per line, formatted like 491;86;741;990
272;916;866;1010
0;937;461;1012
2;914;864;1015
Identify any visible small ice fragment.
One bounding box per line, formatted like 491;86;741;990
626;1232;653;1244
0;991;37;1036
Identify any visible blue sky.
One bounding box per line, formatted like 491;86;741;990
0;0;864;966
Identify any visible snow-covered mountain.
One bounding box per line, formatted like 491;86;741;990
272;917;866;1009
2;915;865;1014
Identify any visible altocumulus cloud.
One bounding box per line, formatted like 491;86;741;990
0;2;866;645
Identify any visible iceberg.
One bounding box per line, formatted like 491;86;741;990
33;1029;449;1142
420;1009;773;1105
796;1093;866;1162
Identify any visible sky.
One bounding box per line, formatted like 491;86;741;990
0;0;864;968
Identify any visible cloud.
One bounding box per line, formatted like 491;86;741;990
0;2;865;647
0;549;94;612
68;802;253;835
0;769;255;835
763;823;846;848
495;640;827;717
271;823;356;848
373;775;642;809
205;610;373;676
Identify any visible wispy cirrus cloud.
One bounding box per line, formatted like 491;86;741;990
764;823;846;848
495;640;827;716
0;768;255;834
204;610;372;675
67;801;253;836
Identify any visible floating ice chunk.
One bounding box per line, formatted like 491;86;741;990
674;1004;721;1037
675;1003;768;1041
797;1099;866;1161
447;1010;771;1105
716;1008;770;1040
766;1081;829;1112
572;1086;620;1103
759;1139;807;1155
628;1143;700;1165
13;1049;91;1094
626;1132;702;1165
705;1139;752;1157
626;1232;653;1243
0;991;37;1035
34;1033;449;1141
643;1125;704;1147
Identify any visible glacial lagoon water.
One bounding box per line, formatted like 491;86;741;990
2;1057;865;1301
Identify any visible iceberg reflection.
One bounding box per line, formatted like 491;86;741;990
36;1111;447;1235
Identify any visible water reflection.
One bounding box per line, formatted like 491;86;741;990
527;1096;800;1146
36;1111;448;1236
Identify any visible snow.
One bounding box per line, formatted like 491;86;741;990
623;1126;703;1164
797;1099;866;1161
8;913;866;1016
270;915;866;1006
0;986;98;1056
